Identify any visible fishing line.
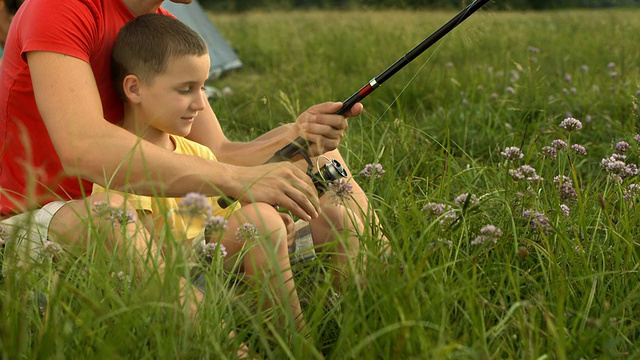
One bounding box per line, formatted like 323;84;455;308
367;1;483;135
265;0;491;164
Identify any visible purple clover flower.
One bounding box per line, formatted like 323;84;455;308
92;201;136;226
541;146;557;160
607;62;615;70
551;139;568;150
471;225;502;246
522;210;550;233
0;226;7;245
571;144;587;156
554;175;577;202
203;242;227;259
42;240;62;259
204;215;228;235
623;184;640;201
635;134;640;145
509;165;543;182
359;163;386;178
178;192;213;217
500;146;524;161
505;86;516;95
454;193;478;207
235;223;258;242
615;141;630;154
560;204;570;217
421;202;451;216
328;179;353;203
559;117;583;131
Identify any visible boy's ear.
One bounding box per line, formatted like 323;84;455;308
122;75;142;103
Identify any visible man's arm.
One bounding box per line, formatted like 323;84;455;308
28;51;319;220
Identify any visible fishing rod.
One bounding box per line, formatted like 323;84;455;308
266;0;491;163
218;0;491;208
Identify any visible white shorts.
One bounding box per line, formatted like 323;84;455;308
0;201;67;270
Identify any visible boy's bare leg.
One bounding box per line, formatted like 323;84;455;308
311;199;364;290
221;203;306;332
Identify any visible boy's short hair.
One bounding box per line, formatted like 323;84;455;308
112;13;208;99
5;0;24;15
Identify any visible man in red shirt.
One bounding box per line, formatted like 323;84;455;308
0;0;363;243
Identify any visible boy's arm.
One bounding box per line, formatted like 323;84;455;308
188;97;362;167
28;51;320;220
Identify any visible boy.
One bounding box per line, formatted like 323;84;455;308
95;13;364;333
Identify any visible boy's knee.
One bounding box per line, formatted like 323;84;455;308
234;202;287;244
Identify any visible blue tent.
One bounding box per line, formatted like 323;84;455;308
162;0;243;79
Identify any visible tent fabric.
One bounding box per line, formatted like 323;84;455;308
162;0;243;79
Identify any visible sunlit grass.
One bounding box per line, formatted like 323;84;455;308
2;8;640;358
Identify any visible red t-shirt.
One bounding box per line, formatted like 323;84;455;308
0;0;171;215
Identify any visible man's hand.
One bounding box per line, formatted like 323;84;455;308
295;101;363;156
230;162;320;221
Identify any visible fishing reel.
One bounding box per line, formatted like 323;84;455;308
307;157;348;197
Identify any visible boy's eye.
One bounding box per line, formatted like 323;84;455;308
178;88;192;95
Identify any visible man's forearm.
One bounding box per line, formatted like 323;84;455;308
214;123;300;166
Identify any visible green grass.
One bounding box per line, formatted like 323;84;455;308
2;8;640;359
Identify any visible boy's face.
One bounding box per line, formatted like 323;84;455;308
137;54;210;138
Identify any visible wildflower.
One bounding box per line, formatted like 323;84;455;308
600;156;638;179
509;165;543;182
571;144;587;155
439;211;458;229
564;73;572;83
615;141;630;154
421;202;450;216
0;226;7;246
359;163;386;178
489;92;499;100
471;225;502;245
203;242;227;259
562;88;569;95
607;62;615;70
635;134;640;145
328;179;353;203
541;146;557;160
204;215;228;236
445;62;454;68
554;175;577;202
92;201;136;226
510;70;520;82
610;71;617;79
527;46;540;53
178;192;212;217
454;193;478;207
560;204;570;217
522;210;550;233
235;223;258;242
500;146;524;161
581;65;589;72
505;86;516;95
551;139;568;150
42;240;62;259
111;271;132;286
623;184;640;201
559;117;583;131
570;87;577;94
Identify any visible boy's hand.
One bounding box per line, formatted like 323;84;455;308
295;101;363;156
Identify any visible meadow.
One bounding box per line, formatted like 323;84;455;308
2;7;640;359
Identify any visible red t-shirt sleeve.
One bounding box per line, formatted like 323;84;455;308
19;0;99;63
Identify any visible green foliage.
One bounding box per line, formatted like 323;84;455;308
3;8;640;358
198;0;640;11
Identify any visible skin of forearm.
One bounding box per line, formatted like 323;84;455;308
214;123;299;166
62;123;239;198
